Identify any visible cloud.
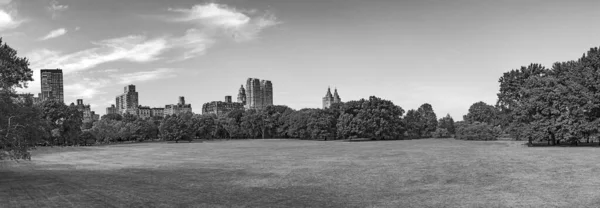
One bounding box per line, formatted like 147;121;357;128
170;29;215;61
112;68;176;84
171;3;251;28
171;3;280;41
0;9;21;31
0;0;11;5
47;0;68;19
64;78;110;99
27;35;169;73
39;28;67;40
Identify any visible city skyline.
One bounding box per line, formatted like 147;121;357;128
5;0;600;120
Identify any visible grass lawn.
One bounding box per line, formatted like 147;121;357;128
2;139;600;207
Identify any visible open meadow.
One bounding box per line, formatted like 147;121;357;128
2;139;600;207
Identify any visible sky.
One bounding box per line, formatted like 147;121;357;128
3;0;600;120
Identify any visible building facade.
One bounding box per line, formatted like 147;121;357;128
137;106;152;119
245;78;273;110
164;96;192;116
116;85;139;115
75;99;99;123
106;104;118;115
237;85;246;105
151;108;165;118
322;87;342;109
40;69;64;103
202;96;245;116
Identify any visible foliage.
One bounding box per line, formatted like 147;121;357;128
432;128;451;138
0;38;36;159
101;113;123;121
417;103;438;138
335;96;405;140
404;110;423;139
495;48;600;144
438;114;455;135
455;122;499;141
159;113;194;143
39;100;83;145
463;101;497;124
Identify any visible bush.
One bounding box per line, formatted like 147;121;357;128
455;122;498;141
432;128;452;138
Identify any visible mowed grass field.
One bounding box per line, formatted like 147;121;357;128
2;139;600;208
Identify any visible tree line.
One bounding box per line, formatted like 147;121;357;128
454;47;600;145
89;97;456;143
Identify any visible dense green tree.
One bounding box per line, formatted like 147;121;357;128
101;113;123;121
335;96;404;140
455;122;499;141
463;102;497;124
0;38;36;159
39;100;83;145
307;109;336;140
404;110;423;139
159;114;194;143
438;114;455;135
417;103;437;138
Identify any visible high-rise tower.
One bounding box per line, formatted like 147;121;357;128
237;85;246;105
115;84;139;114
40;69;64;103
333;88;341;103
323;87;342;109
245;78;273;110
261;80;273;107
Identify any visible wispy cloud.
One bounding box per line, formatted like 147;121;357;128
171;3;280;41
171;3;251;28
170;29;215;61
167;3;280;60
47;0;68;19
0;9;21;31
64;78;110;99
112;68;176;84
0;0;11;6
39;28;67;40
27;35;169;73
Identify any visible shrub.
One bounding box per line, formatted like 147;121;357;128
455;122;498;141
432;128;452;138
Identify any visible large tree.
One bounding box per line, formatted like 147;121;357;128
404;110;423;139
463;101;497;124
417;103;437;138
438;114;455;134
0;38;35;159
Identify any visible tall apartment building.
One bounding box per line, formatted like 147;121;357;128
165;96;192;116
40;69;64;103
245;78;273;110
237;85;246;105
323;87;342;109
116;85;139;114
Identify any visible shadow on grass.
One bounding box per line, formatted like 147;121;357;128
527;142;600;148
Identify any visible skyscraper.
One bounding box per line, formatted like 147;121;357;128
323;87;342;109
237;85;246;105
115;85;139;114
261;80;273;107
245;78;273;110
40;69;64;103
